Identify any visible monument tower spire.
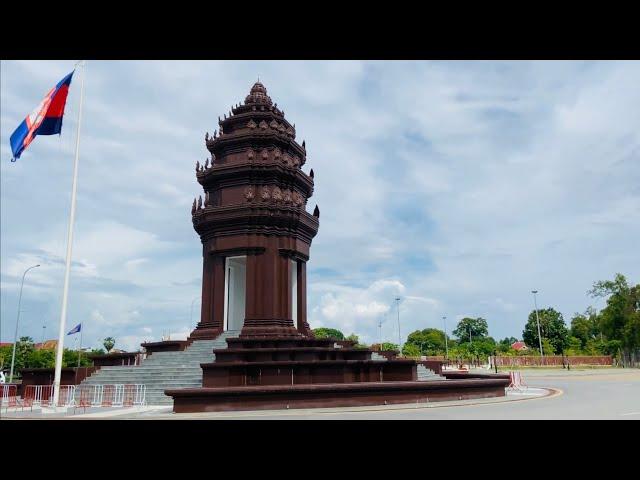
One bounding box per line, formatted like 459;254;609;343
190;81;318;339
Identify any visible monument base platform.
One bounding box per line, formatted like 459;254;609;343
166;377;510;413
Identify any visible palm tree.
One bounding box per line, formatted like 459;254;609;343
103;337;115;353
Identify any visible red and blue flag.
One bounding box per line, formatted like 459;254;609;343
9;71;74;162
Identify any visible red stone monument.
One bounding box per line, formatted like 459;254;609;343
189;81;316;341
166;82;510;412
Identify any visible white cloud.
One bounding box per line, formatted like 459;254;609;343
1;60;638;349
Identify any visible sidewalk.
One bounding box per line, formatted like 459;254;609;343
0;387;553;419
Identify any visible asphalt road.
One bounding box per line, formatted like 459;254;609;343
3;368;638;420
161;368;640;420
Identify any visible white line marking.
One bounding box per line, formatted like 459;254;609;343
620;412;640;416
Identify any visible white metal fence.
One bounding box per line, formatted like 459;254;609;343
75;384;146;407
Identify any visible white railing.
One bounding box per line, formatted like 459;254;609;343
22;385;76;406
76;384;146;408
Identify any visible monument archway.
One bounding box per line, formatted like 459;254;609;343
224;256;246;331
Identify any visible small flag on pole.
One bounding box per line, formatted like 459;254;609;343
67;323;82;335
9;71;75;162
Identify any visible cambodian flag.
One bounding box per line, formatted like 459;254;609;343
9;71;74;161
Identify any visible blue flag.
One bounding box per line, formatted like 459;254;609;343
67;323;82;335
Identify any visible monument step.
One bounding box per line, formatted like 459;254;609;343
416;364;444;381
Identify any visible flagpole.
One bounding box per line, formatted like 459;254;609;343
77;324;83;368
52;61;86;409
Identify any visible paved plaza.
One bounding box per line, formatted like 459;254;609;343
1;368;638;420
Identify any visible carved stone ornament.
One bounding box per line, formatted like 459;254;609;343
248;119;257;129
292;156;300;167
244;186;255;202
270;120;278;129
283;190;292;204
259;120;268;129
292;191;303;206
274;148;281;159
247;148;255;160
272;186;283;202
261;187;271;201
261;149;269;160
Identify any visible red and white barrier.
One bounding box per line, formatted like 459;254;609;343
507;371;527;391
75;384;146;409
1;384;18;411
23;385;76;407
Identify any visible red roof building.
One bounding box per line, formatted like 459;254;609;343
511;341;529;351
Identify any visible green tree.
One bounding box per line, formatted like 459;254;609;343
473;337;497;358
453;317;488;342
25;348;56;368
402;343;421;357
541;338;556;356
405;328;447;356
497;337;518;353
103;337;116;353
0;345;14;370
345;333;359;343
570;308;599;349
312;328;345;340
565;336;583;355
62;349;93;367
381;342;399;351
522;308;568;355
11;336;36;372
589;274;639;357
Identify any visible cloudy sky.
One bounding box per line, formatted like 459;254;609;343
1;60;638;351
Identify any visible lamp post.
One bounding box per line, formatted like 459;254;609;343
443;316;449;360
395;297;401;356
531;290;544;361
9;264;40;383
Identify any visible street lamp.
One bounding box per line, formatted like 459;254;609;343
9;264;40;383
442;316;449;360
531;290;544;361
395;297;401;356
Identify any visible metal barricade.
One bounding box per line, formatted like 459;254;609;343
58;385;76;406
133;384;146;406
72;383;146;412
507;371;527;391
22;385;76;407
102;385;115;407
1;384;18;411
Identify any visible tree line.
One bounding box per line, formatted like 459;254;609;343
0;336;118;375
313;273;639;366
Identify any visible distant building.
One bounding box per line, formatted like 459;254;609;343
511;341;529;351
35;340;58;350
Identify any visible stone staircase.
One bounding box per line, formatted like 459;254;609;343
371;352;443;381
79;331;239;405
417;363;444;381
370;352;388;361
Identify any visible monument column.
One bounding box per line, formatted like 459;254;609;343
191;249;224;339
297;261;312;336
